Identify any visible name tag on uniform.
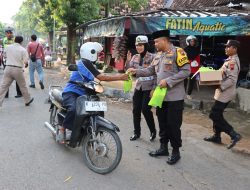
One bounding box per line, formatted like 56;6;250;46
164;64;173;71
138;76;154;81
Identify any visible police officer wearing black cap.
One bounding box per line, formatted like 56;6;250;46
128;30;190;165
204;40;242;149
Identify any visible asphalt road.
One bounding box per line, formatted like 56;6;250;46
0;68;250;190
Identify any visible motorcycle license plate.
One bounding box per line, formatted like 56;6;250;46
85;101;107;111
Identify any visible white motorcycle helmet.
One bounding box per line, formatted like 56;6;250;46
80;42;103;62
186;35;197;46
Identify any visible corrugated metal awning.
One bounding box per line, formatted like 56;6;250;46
83;17;126;39
77;9;250;38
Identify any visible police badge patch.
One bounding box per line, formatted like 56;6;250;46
176;48;189;67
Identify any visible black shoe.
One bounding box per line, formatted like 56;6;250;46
227;132;242;149
39;81;44;90
204;135;222;144
67;142;77;148
25;98;34;106
149;131;156;141
15;95;22;98
29;85;35;88
167;152;181;165
130;134;140;141
149;144;169;157
5;92;9;98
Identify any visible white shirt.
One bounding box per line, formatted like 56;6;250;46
5;43;29;68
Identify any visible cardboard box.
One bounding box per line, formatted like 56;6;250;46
199;70;222;86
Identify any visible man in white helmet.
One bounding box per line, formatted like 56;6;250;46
58;42;128;143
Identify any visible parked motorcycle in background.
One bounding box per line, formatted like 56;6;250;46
200;53;223;70
44;64;122;174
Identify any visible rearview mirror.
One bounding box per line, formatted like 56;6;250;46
68;64;78;71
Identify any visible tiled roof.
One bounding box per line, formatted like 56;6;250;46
170;0;236;8
148;0;165;10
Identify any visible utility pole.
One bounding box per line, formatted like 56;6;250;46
104;1;109;66
53;14;56;53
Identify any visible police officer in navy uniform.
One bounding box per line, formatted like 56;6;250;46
204;40;242;149
126;35;156;141
128;30;190;165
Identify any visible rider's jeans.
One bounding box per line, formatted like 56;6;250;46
29;59;44;85
62;92;79;130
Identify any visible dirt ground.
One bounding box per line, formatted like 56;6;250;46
107;97;250;155
183;108;250;155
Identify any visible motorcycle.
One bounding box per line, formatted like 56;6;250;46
44;64;122;174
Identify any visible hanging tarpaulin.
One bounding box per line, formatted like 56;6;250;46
131;15;250;36
84;17;126;39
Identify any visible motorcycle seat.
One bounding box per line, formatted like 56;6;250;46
51;89;63;104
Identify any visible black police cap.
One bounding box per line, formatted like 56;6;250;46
152;30;170;40
225;40;240;48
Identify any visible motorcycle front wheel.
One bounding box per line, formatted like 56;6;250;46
82;127;122;174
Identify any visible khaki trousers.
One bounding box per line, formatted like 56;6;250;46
0;67;31;106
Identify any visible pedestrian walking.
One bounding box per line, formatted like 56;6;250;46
44;45;53;67
184;35;200;100
27;34;45;89
2;27;22;98
0;36;34;107
126;35;156;141
204;40;242;149
127;30;190;165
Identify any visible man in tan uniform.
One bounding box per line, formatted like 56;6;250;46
128;30;190;165
0;36;34;107
204;40;241;149
3;27;23;98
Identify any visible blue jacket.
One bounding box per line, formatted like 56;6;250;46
63;59;95;96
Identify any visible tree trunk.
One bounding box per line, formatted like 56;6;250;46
48;31;53;49
67;24;76;64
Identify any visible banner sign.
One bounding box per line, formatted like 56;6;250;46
131;16;250;36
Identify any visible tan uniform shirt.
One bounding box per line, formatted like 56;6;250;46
127;52;156;91
136;45;190;101
214;54;240;103
5;43;29;68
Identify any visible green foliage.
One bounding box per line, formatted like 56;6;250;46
37;2;62;33
95;61;104;70
127;0;148;12
104;65;114;73
12;0;44;42
0;22;5;38
47;0;101;63
98;0;148;13
49;0;99;27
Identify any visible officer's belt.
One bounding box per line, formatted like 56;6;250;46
138;76;154;81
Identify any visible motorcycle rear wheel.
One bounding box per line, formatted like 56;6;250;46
82;127;122;174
